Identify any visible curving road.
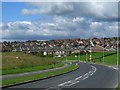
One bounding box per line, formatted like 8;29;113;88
5;62;118;89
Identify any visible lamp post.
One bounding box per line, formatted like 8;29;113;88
65;43;67;63
89;44;92;62
86;51;88;62
79;50;80;62
66;50;67;62
117;37;119;84
103;37;104;64
117;37;119;67
75;55;77;61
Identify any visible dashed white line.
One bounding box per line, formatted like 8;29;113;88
64;81;79;86
75;76;82;80
58;80;79;86
58;81;71;86
88;71;91;74
58;65;97;87
90;73;93;76
84;73;88;76
82;76;89;80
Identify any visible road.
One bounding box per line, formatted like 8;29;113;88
4;62;118;89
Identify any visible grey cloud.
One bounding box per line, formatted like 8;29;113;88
1;16;118;40
22;2;118;22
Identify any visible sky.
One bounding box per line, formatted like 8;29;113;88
1;2;119;41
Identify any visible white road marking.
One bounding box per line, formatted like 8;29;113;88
93;68;96;73
108;66;118;70
58;81;71;86
113;67;118;70
82;76;89;80
58;65;97;87
58;80;79;86
45;87;60;90
84;73;88;76
75;76;82;80
88;71;91;74
64;81;79;86
45;88;50;90
90;73;93;76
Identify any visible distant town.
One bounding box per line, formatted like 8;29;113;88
0;37;119;57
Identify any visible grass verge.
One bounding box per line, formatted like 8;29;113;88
2;63;64;75
116;85;120;90
2;64;78;87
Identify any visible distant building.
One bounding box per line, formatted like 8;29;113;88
92;45;104;52
1;44;12;52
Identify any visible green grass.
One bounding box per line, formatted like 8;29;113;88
56;52;119;66
2;63;64;75
2;64;78;87
2;52;64;75
103;53;117;65
2;52;56;70
116;84;120;90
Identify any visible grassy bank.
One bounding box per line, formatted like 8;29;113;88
2;52;63;75
116;84;120;90
2;63;64;75
2;64;78;87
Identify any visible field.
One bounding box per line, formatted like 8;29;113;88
56;51;119;66
2;52;63;75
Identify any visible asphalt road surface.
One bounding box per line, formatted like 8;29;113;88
4;62;118;89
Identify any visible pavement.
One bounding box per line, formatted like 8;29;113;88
3;62;118;89
2;63;70;80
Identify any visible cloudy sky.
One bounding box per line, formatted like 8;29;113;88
1;2;118;41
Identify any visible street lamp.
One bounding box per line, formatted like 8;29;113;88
79;50;80;62
103;37;105;64
117;36;119;67
89;47;92;62
75;54;79;65
89;39;92;62
75;55;77;61
86;51;88;62
65;50;67;62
